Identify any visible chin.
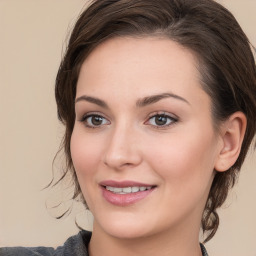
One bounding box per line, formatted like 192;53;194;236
94;215;156;240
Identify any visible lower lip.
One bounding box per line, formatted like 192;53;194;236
101;187;155;206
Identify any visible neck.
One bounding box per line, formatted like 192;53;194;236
89;220;202;256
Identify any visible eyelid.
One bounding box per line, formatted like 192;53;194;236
147;111;178;119
144;111;179;128
79;111;111;128
77;111;178;129
78;111;109;121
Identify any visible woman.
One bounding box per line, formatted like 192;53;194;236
1;0;255;255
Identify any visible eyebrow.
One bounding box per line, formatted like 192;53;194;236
75;92;190;108
75;95;109;108
136;92;190;107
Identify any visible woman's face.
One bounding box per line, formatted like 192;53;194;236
71;37;223;239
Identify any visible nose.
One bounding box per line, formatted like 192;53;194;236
102;123;142;170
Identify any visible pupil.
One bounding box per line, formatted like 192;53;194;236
156;115;167;125
92;116;102;125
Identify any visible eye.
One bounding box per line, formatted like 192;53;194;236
146;113;177;127
80;114;110;128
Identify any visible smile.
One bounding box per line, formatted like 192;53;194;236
100;180;156;206
105;186;153;194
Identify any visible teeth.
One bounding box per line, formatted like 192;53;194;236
113;187;122;193
131;187;139;193
123;187;132;193
106;186;114;192
105;186;152;194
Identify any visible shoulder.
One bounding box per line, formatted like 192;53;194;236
0;246;54;256
0;230;91;256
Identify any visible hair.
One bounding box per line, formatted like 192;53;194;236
54;0;256;242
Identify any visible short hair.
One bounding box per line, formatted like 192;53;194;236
54;0;256;242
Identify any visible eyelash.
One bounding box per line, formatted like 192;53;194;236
145;112;178;129
79;112;178;129
79;112;110;129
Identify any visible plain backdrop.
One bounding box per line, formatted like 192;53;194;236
0;1;255;255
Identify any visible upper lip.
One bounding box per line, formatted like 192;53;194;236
99;180;155;188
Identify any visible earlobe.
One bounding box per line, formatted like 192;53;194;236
214;112;247;172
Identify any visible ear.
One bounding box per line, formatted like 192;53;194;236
214;112;247;172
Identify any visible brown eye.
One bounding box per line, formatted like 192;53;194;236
147;114;177;127
82;114;110;127
155;115;168;126
91;116;104;126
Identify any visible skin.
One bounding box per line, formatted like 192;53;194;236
70;37;245;256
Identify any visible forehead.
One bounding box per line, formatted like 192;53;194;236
80;36;199;81
76;36;208;108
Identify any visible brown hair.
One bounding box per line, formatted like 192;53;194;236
54;0;256;242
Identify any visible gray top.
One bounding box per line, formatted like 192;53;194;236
0;230;208;256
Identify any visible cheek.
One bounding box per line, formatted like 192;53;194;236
70;129;101;182
70;129;103;208
145;130;218;217
145;129;218;183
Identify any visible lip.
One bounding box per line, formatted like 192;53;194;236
99;180;156;206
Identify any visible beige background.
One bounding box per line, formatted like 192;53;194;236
0;1;255;255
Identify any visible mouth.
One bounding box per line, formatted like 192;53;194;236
104;185;153;194
99;180;157;206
